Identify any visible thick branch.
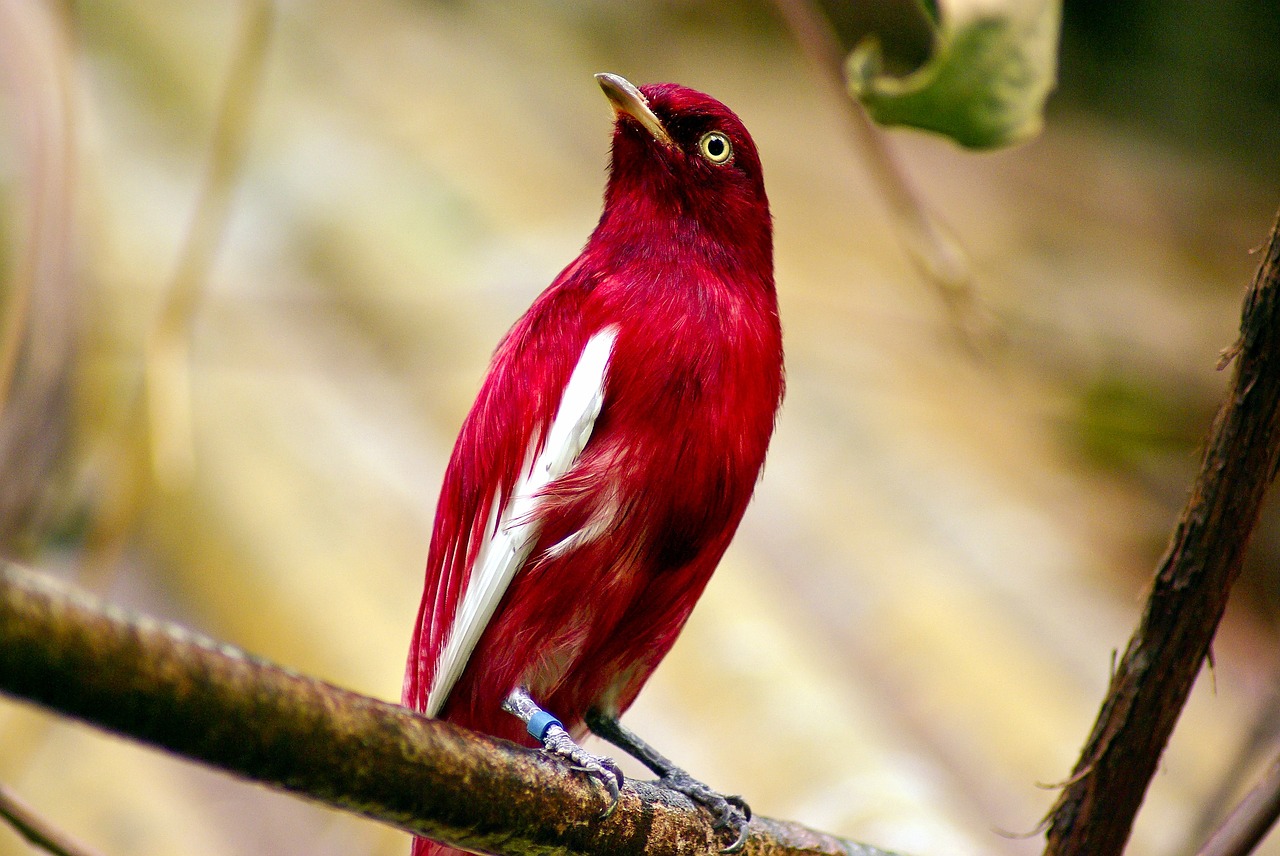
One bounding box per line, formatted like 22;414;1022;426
0;563;893;856
1043;208;1280;856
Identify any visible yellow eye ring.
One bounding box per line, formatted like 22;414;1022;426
698;131;733;164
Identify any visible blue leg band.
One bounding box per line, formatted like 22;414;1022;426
527;710;562;742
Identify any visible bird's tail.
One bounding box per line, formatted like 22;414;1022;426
411;836;472;856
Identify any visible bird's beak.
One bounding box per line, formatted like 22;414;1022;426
595;72;672;146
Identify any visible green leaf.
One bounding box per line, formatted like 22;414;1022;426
847;0;1061;149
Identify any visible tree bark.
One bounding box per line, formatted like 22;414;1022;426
0;562;895;856
1043;207;1280;856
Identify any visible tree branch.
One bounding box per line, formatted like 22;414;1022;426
0;563;896;856
1043;207;1280;856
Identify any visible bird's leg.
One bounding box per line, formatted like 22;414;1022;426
502;688;624;817
584;709;751;853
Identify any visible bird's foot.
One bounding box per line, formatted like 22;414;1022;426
504;688;625;818
542;723;625;818
659;769;752;853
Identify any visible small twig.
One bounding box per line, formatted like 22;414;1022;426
0;562;897;856
0;781;107;856
1195;753;1280;856
79;0;273;583
769;0;992;351
144;0;273;486
1184;684;1280;855
1043;207;1280;856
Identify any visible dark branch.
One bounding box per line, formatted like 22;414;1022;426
1043;207;1280;856
0;563;896;856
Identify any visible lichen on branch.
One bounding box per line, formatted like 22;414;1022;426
0;563;894;856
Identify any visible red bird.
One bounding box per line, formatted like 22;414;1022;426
404;73;783;855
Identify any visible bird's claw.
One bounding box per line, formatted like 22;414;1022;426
542;725;625;818
659;770;752;853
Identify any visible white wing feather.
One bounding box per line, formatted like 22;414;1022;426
425;326;618;717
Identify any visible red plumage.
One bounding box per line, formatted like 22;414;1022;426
405;77;782;856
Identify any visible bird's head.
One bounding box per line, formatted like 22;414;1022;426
594;73;771;267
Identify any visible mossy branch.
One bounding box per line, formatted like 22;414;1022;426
0;562;896;856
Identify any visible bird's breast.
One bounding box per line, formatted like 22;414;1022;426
580;278;781;572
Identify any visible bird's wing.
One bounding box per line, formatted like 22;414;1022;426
411;325;618;717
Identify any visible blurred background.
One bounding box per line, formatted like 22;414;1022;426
0;1;1278;855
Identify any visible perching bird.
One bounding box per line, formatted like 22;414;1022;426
404;72;783;855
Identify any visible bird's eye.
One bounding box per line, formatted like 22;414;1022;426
698;131;733;165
